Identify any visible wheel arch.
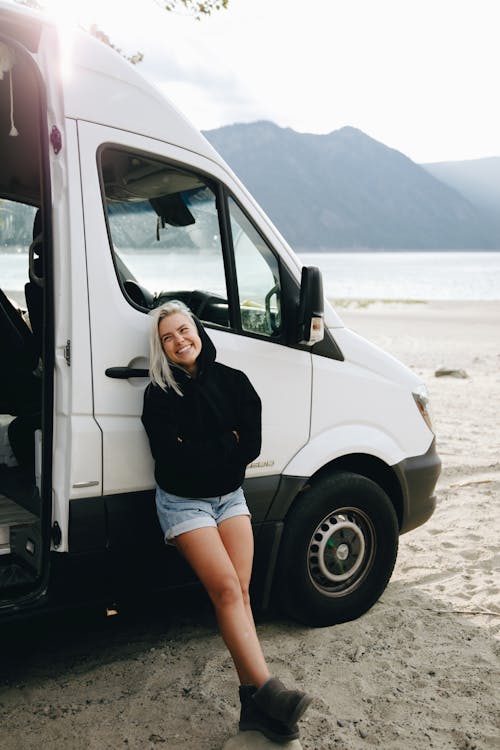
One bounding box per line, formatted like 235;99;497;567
306;454;404;529
269;453;404;529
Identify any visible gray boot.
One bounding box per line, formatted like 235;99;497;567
239;685;299;744
252;677;312;727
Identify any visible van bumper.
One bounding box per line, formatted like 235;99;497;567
394;439;441;534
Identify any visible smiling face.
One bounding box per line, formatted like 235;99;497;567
158;312;202;376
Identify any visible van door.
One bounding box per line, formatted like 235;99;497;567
0;33;52;605
78;122;311;551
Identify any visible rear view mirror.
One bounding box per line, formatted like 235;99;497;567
149;193;195;227
298;266;324;345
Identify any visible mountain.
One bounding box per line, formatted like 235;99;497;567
423;157;500;219
203;121;500;250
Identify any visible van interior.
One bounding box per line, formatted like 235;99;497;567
0;38;46;599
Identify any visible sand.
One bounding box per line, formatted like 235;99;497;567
0;300;499;750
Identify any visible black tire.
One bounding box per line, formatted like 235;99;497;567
276;471;399;626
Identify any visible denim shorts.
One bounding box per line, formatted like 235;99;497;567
155;485;251;542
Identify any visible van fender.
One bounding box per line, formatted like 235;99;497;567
283;424;410;478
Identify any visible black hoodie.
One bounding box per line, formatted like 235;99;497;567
141;319;262;498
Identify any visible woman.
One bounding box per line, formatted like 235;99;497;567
141;300;312;744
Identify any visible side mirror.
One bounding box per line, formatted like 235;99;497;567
298;265;324;345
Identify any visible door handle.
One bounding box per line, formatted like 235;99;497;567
105;367;149;379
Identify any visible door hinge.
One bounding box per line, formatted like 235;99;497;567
51;521;62;549
50;125;62;154
64;339;71;366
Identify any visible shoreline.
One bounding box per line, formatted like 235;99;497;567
328;297;500;306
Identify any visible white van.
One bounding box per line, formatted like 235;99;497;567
0;2;440;626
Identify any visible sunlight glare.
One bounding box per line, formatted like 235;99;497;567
38;0;143;78
41;0;140;30
39;0;81;80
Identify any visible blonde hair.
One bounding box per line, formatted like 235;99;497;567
148;300;195;395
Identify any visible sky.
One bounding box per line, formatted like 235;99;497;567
10;0;500;163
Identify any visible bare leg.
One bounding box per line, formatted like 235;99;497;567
217;515;261;652
174;522;270;687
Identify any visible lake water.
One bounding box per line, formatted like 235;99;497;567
301;251;500;301
1;250;499;301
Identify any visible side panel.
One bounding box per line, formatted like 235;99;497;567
304;340;433;474
283;331;434;493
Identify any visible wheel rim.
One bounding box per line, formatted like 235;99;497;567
307;506;376;597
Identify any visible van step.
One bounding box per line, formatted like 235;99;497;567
0;561;36;588
0;466;40;515
0;495;37;556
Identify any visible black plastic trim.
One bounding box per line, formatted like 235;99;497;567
243;475;281;523
312;326;344;361
105;490;162;550
68;497;107;553
250;521;283;611
216;185;241;330
265;474;308;522
393;439;441;534
67;476;282;556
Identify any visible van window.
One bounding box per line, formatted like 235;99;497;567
0;199;37;310
228;197;282;336
100;148;229;326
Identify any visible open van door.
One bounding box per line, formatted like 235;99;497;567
0;18;54;610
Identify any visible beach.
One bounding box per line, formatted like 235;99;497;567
0;300;499;750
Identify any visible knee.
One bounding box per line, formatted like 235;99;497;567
240;584;251;609
210;575;243;609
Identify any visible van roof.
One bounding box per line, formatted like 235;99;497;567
0;0;220;163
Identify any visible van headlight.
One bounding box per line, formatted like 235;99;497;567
413;385;434;433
